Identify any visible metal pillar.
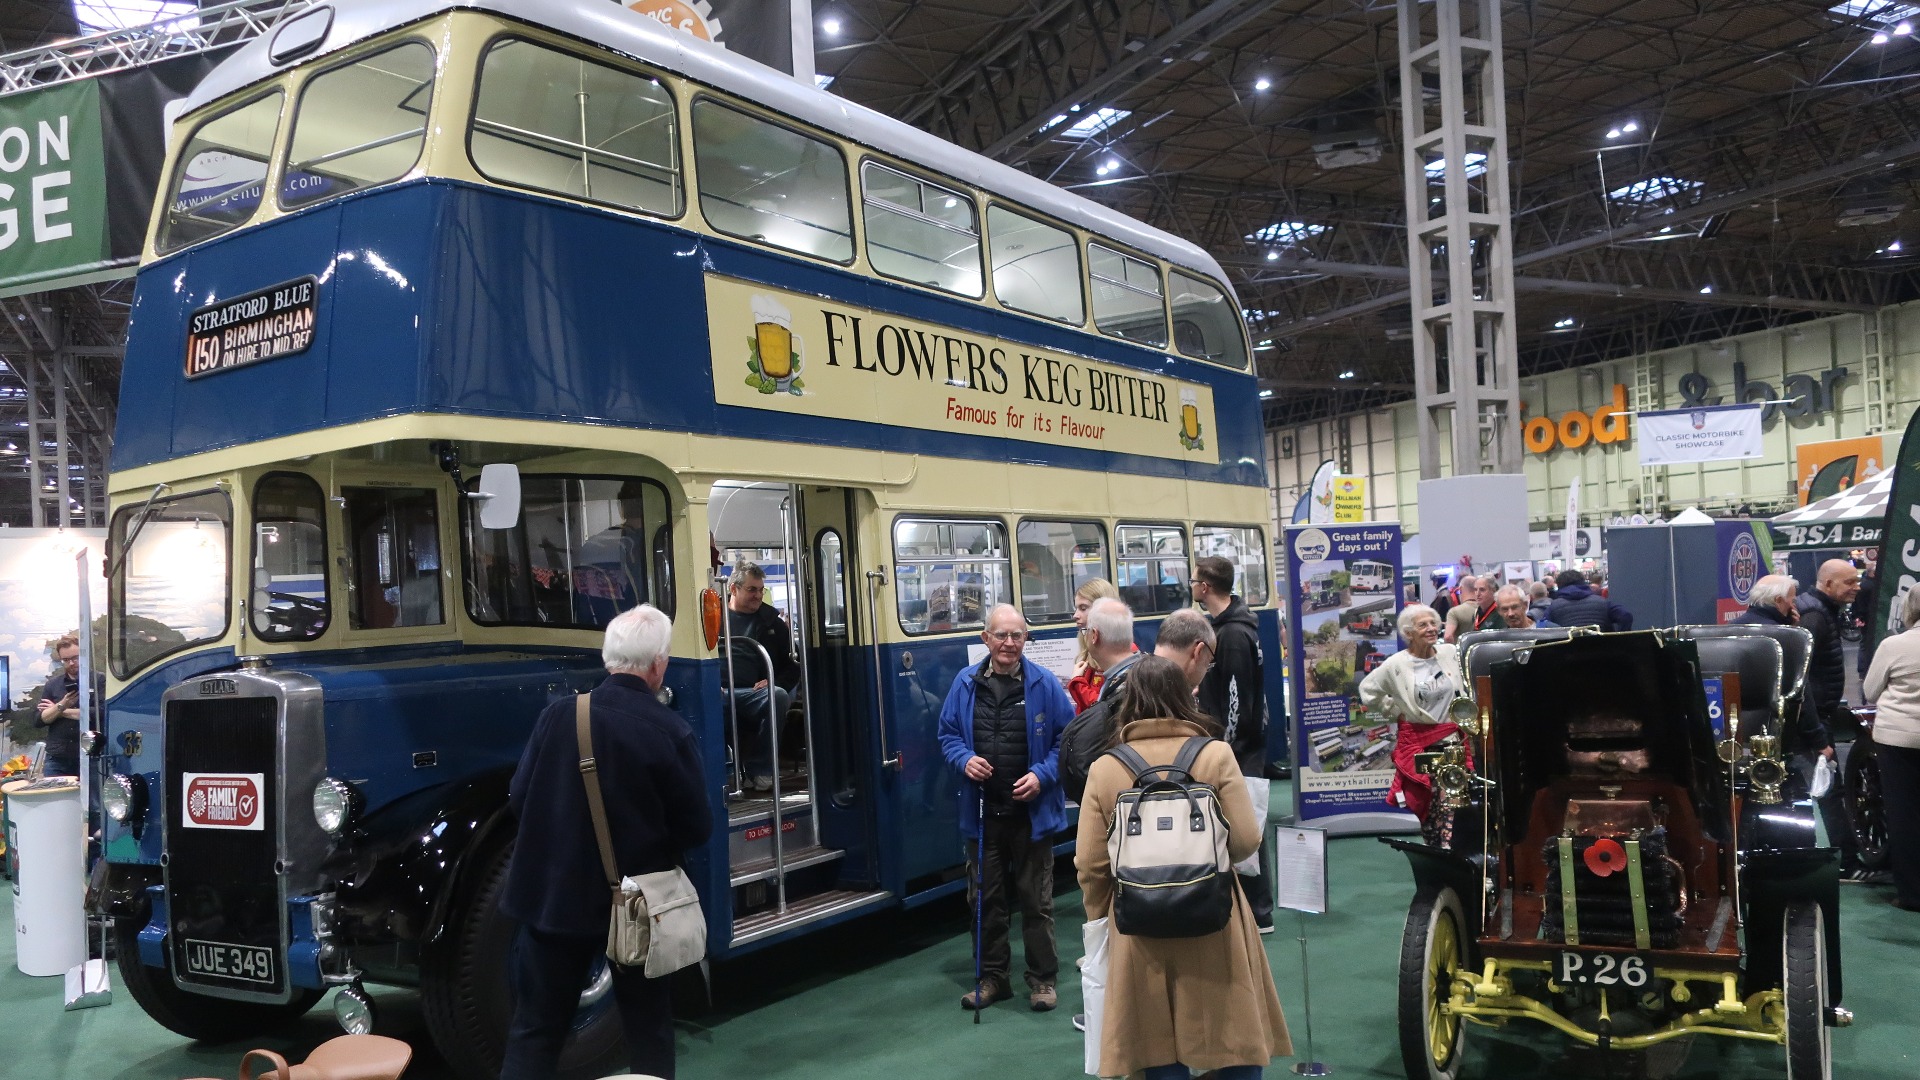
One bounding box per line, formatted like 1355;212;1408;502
1398;0;1521;477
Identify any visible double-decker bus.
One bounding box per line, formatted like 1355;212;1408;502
94;1;1278;1072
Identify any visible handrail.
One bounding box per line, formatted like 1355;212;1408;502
865;569;903;771
718;574;743;797
738;636;786;915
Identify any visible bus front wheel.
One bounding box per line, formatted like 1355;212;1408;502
420;838;627;1079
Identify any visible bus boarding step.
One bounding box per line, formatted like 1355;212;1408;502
726;791;810;827
729;844;846;888
731;887;893;948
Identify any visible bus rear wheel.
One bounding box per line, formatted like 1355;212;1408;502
112;913;321;1042
420;838;627;1079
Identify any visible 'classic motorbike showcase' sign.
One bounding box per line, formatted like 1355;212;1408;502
183;276;318;379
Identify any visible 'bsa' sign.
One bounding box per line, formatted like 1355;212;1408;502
181;772;265;831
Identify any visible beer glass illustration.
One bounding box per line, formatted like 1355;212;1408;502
1178;388;1203;448
752;295;799;381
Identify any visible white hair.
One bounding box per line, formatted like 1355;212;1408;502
1397;603;1439;638
1086;596;1133;647
603;604;672;674
1747;575;1796;611
1494;584;1526;605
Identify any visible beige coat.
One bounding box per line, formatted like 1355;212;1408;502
1075;717;1292;1076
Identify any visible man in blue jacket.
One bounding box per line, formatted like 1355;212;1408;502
938;603;1073;1013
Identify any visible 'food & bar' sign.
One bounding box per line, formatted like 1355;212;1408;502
183;275;318;379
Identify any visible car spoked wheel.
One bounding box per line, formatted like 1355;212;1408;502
1398;885;1468;1080
1843;738;1891;871
1782;901;1832;1080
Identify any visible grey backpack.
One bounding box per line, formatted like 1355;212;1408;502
1104;737;1235;938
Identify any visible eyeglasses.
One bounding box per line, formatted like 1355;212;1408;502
1199;641;1216;673
987;630;1028;643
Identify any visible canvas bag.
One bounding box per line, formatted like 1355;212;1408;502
576;695;707;977
1104;736;1235;938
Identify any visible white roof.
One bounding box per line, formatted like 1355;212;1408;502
183;0;1230;284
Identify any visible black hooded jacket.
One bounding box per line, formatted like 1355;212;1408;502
1795;587;1848;714
1199;596;1266;775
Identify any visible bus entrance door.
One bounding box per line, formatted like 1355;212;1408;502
713;481;887;946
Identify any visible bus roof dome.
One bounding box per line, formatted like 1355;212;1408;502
183;0;1231;288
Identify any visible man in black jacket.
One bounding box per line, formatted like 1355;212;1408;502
723;562;801;791
1058;597;1145;803
1798;559;1869;879
1548;569;1633;630
31;634;84;777
501;604;712;1080
1733;576;1835;759
1192;555;1274;931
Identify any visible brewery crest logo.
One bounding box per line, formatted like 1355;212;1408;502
745;294;805;396
1177;387;1205;450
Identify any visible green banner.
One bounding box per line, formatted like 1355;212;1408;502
1876;408;1920;639
0;80;110;293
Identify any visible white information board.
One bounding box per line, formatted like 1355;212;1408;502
1272;825;1329;915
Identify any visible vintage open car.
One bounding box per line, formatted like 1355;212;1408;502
1386;627;1846;1080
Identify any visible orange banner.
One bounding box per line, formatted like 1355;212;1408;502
1795;436;1885;505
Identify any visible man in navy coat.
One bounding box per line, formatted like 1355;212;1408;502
501;604;712;1079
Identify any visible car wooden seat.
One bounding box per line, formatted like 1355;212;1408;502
191;1035;412;1080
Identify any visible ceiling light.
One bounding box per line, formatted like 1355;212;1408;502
1338;370;1356;379
1104;158;1120;173
1623;121;1639;133
1892;239;1905;250
821;16;841;36
1095;162;1111;176
1700;285;1714;294
1259;389;1275;399
1606;129;1622;139
1554;317;1576;329
1874;31;1892;41
1265;251;1279;261
1254;76;1272;91
1897;21;1914;33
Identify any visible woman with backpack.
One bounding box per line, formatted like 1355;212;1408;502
1074;655;1291;1079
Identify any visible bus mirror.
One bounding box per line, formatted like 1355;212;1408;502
476;464;521;529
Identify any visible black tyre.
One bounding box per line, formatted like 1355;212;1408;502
1398;885;1468;1080
419;838;626;1079
1842;737;1891;871
1782;901;1832;1080
112;913;321;1042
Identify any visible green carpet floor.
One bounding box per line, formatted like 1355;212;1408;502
5;810;1917;1079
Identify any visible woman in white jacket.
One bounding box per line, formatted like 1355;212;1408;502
1357;605;1463;835
1861;586;1920;912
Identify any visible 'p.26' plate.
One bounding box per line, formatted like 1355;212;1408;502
183;938;276;984
1556;950;1649;987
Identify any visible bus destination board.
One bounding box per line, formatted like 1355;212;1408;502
183;276;318;379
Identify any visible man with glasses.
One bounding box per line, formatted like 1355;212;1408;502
1191;556;1275;933
32;633;85;777
937;604;1075;1012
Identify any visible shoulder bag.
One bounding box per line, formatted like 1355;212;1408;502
576;694;707;976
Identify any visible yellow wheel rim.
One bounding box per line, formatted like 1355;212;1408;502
1428;907;1462;1066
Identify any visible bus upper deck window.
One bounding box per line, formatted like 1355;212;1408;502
281;41;435;211
987;205;1082;324
157;91;284;254
1089;243;1167;348
251;473;330;641
1170;272;1248;370
861;161;981;297
464;476;674;628
1194;525;1269;607
693;99;851;262
1114;523;1188;615
471;39;682;217
343;487;443;630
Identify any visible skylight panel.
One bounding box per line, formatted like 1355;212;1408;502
814;74;836;90
1061;107;1131;138
1424;153;1487;179
1830;0;1920;24
1246;221;1329;244
1608;176;1704;204
72;0;196;34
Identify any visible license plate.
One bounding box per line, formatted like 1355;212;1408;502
183;938;276;984
1556;950;1650;988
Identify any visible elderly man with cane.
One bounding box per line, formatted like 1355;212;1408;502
937;604;1074;1013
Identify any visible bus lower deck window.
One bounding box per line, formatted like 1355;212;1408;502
1194;525;1269;606
464;475;674;628
251;473;330;641
1114;523;1188;614
1016;520;1108;625
344;487;443;630
892;518;1010;634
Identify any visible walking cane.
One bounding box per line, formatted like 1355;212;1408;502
973;785;985;1025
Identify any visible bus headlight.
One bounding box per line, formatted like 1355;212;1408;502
102;773;144;823
313;777;359;835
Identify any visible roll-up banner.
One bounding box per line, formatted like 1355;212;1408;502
1636;403;1766;467
1284;522;1418;836
0;52;223;297
1874;408;1920;640
1306;460;1336;523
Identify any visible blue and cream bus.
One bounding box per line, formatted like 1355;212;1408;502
96;0;1279;1072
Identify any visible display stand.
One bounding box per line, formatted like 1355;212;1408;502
1270;824;1331;1077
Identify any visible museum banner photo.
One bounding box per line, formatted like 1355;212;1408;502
1283;522;1418;836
